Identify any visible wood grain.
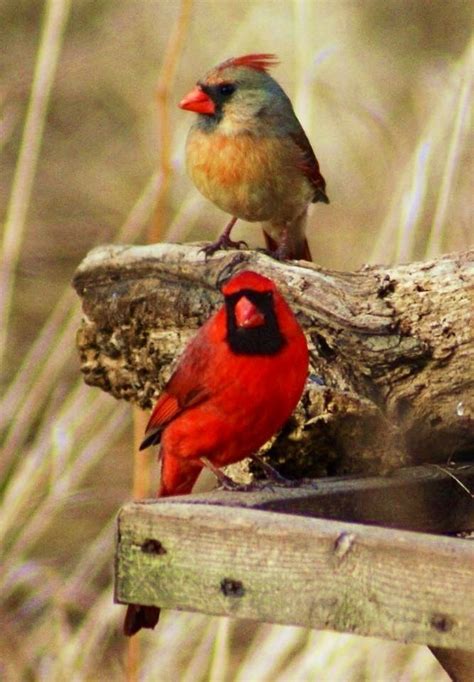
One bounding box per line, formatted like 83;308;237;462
115;500;474;650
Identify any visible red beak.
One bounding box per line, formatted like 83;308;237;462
179;85;215;115
234;296;265;329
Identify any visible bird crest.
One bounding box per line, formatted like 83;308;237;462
217;53;279;74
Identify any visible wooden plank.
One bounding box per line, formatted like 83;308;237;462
155;463;474;534
116;502;474;650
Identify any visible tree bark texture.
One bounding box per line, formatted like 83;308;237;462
73;244;473;478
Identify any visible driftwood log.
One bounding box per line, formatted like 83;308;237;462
73;243;473;478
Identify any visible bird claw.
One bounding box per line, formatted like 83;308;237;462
200;237;249;260
215;457;299;492
271;475;299;488
255;247;273;257
269;246;288;262
200;457;253;491
215;473;241;490
255;246;288;262
219;479;264;493
219;478;298;493
252;455;298;487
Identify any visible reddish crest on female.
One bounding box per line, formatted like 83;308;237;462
216;53;279;74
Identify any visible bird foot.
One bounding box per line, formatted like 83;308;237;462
210;470;269;493
269;245;289;262
200;235;249;260
219;479;267;493
199;456;298;493
200;456;251;491
255;246;288;262
252;455;298;487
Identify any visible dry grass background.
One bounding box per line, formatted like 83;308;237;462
0;0;472;680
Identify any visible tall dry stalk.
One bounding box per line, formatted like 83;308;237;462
151;0;194;243
425;38;473;258
0;0;71;372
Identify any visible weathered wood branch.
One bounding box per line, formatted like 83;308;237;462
73;244;473;476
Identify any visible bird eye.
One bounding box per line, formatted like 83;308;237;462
218;83;235;97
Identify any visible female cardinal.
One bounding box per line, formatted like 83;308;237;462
179;53;328;261
124;270;308;636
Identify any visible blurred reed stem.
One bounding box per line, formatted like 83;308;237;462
292;0;313;133
426;39;473;258
208;618;231;682
0;0;71;373
151;0;193;242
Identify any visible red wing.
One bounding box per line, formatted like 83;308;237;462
291;129;329;204
146;392;181;432
140;330;214;450
140;385;209;451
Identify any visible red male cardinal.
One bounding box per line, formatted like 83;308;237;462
123;270;309;636
179;53;328;261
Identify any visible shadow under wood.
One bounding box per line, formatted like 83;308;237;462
151;462;474;535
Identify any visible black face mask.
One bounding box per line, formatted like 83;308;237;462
196;82;236;127
225;289;285;356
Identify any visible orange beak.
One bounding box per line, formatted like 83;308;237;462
234;296;265;329
179;85;215;115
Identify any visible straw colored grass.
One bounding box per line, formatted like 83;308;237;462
1;0;471;679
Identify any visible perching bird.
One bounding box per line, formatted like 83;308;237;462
179;53;328;261
123;269;309;636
